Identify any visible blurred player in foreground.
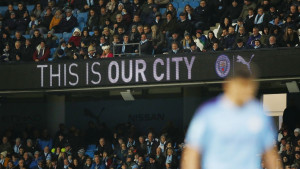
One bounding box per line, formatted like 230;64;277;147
181;66;282;169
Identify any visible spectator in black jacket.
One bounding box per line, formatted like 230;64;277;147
86;9;99;31
161;12;177;38
194;0;210;30
4;4;16;21
138;33;153;55
15;2;28;19
5;12;17;34
266;35;279;48
10;41;23;62
177;12;193;38
224;0;242;22
21;39;35;61
244;8;255;33
38;7;53;34
168;42;182;54
16;11;30;34
31;29;44;48
283;27;299;47
55;9;78;33
119;34;134;56
13;31;26;46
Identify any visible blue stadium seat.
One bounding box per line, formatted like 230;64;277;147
171;2;179;9
86;144;96;151
54;33;63;39
0;6;7;16
77;12;88;23
27;5;34;13
178;2;189;8
89;32;94;36
189;1;199;8
79;22;85;31
50;48;56;56
23;34;30;39
159;8;166;15
63;32;72;42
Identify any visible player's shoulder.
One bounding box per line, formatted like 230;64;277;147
194;96;221;117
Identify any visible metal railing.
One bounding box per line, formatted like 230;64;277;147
112;43;141;56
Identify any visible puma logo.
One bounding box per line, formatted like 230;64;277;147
236;54;254;73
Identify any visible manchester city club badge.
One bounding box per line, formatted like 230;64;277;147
215;55;230;78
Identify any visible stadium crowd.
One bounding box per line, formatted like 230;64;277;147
0;0;299;62
0;121;298;169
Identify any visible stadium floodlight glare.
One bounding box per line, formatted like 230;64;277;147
120;90;135;101
286;81;300;93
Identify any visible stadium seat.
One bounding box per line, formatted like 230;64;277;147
50;48;56;56
189;1;198;8
176;8;184;18
159;8;166;15
178;2;188;8
23;34;30;39
27;5;34;13
63;32;72;42
0;6;7;16
89;32;94;36
77;12;88;23
86;144;97;151
171;2;179;9
79;22;85;31
54;33;63;39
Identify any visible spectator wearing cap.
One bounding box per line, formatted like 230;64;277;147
224;0;242;23
49;10;62;31
244;8;255;33
55;8;78;33
45;30;58;48
194;1;210;30
239;0;256;20
86;45;97;59
0;151;9;167
235;27;249;44
192;30;205;51
5;12;17;34
77;149;86;167
151;25;165;54
53;40;67;59
33;40;50;62
247;27;261;47
233;38;247;50
31;29;44;48
177;12;193;37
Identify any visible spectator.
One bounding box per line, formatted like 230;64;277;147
163;3;177;19
184;5;194;22
224;0;242;22
233;38;247;50
168;42;182;54
38;7;53;34
53;41;67;59
267;35;278;48
120;34;134;56
138;33;153;55
234;17;244;32
45;31;58;48
211;0;228;24
28;14;39;35
106;0;117;14
65;42;78;59
211;41;223;51
31;29;44;48
55;8;78;33
13;31;26;46
10;41;23;62
69;28;82;47
147;155;159;169
85;45;98;59
165;148;177;169
268;15;284;29
81;28;91;45
217;17;232;38
161;12;177;38
247;27;261;47
5;12;18;34
33;40;50;62
49;10;62;31
15;2;28;19
194;0;210;30
16;10;30;34
254;7;270;30
244;8;255;33
0;43;12;62
87;9;99;31
253;39;264;49
21;39;35;62
181;33;193;50
224;26;236;50
239;0;256;20
151;25;165;54
0;151;9;168
236;27;249;44
101;45;113;58
260;26;270;45
204;31;218;51
99;7;110;30
31;3;43;19
83;157;92;169
0;31;13;51
177;12;193;38
4;4;16;21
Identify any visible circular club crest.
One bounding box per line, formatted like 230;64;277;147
215;55;230;78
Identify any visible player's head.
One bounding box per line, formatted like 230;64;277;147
223;65;258;106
